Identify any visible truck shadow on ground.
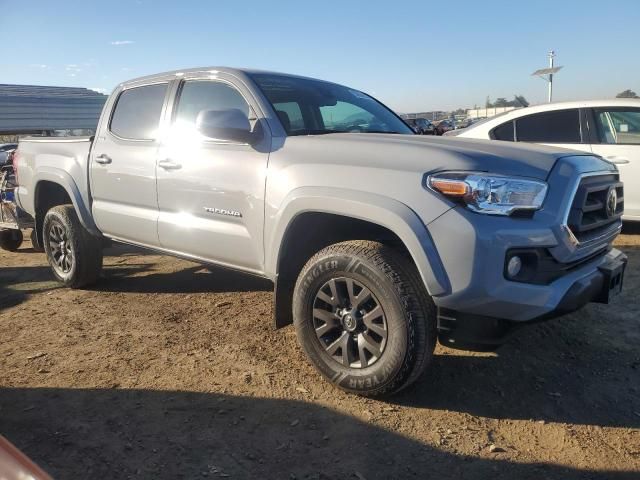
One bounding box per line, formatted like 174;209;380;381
398;345;640;430
0;265;60;310
99;263;273;294
0;387;635;480
95;242;273;294
394;304;640;430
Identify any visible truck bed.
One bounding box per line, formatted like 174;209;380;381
15;136;93;220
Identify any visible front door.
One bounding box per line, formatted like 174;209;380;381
588;107;640;218
156;76;270;273
90;82;169;246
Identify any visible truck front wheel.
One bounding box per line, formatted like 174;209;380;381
42;205;103;288
292;240;436;397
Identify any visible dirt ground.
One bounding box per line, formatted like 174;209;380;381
1;230;639;479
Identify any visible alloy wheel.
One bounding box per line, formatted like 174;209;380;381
312;277;388;368
48;221;74;275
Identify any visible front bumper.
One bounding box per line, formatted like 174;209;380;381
435;248;627;350
427;201;625;321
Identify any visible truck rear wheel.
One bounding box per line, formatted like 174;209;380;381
292;240;436;397
42;205;103;288
0;229;23;252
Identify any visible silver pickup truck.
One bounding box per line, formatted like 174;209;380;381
14;67;626;396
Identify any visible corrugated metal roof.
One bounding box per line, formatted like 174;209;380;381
0;84;107;134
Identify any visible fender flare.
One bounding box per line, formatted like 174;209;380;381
33;168;100;235
266;187;451;297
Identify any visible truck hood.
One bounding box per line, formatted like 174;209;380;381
280;133;594;180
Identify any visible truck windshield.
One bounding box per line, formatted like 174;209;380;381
250;73;413;136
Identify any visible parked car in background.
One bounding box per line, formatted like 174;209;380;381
405;118;436;134
449;99;640;220
434;119;455;135
14;67;626;397
455;118;476;129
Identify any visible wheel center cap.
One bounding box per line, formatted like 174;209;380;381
342;311;358;332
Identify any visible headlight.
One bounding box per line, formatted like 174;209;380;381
427;172;548;216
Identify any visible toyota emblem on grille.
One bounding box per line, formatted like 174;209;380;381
606;188;618;218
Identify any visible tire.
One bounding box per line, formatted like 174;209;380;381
0;229;23;252
30;229;44;252
42;205;103;288
293;240;436;397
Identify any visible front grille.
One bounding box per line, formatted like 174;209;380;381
567;174;623;242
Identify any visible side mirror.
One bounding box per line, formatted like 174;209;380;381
195;108;253;143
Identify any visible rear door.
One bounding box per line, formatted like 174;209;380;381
90;82;170;246
155;73;270;272
588;107;640;218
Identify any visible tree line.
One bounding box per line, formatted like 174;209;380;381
616;89;638;98
484;95;530;108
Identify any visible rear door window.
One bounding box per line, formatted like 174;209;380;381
109;83;168;140
515;109;581;143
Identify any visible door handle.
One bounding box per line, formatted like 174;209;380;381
606;156;630;165
158;159;182;170
95;154;112;165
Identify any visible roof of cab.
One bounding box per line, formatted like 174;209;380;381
120;66;338;88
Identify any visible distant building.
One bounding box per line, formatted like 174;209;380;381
402;106;522;123
401;111;449;122
465;106;518;120
0;84;107;135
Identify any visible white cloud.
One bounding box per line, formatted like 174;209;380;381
29;64;48;69
110;40;134;45
89;87;108;94
65;64;83;76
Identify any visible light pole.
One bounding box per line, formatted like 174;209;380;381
547;50;555;102
532;51;563;103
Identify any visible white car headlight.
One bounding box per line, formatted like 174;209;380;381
427;172;548;216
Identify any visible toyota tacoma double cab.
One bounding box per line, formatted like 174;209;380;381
14;67;626;396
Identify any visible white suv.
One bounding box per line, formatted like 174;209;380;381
449;99;640;220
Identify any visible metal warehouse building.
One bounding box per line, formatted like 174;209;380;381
0;84;107;135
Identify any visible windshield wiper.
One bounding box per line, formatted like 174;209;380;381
288;129;347;136
361;130;402;134
288;129;404;137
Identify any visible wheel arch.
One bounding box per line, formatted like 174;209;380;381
33;169;99;244
267;187;450;328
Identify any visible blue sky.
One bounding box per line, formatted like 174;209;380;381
2;0;638;112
